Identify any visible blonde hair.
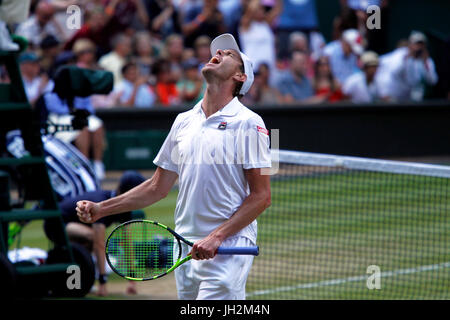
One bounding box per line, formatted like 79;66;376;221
73;38;96;56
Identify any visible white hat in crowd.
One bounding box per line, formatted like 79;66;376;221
360;51;380;67
409;31;427;44
342;29;364;56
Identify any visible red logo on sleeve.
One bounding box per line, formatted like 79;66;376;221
257;126;269;135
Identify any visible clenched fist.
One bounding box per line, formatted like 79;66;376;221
76;200;102;223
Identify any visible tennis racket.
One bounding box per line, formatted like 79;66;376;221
105;220;259;281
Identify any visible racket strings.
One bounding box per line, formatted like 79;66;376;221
107;222;176;279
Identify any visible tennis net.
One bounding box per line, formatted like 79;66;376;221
246;150;450;299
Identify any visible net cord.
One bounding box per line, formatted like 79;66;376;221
272;149;450;178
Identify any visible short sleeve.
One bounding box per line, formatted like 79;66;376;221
240;115;272;170
153;115;181;174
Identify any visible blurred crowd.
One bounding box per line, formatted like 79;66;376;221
0;0;446;110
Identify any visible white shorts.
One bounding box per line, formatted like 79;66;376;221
174;236;255;300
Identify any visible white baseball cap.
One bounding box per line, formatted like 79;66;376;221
360;51;379;67
409;31;427;44
342;29;364;56
210;33;254;95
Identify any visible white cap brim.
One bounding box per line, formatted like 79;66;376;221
210;33;254;95
351;44;364;56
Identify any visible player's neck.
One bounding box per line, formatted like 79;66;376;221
202;84;234;118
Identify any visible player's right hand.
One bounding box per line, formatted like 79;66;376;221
76;200;101;223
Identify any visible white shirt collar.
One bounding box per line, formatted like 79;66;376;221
193;97;242;118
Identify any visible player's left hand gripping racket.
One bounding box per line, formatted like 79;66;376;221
105;220;259;281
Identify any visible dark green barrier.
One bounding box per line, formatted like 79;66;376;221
96;101;450;160
103;130;169;170
0;171;10;210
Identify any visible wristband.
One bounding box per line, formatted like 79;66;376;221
98;274;108;284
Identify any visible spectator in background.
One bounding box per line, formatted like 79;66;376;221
51;50;77;75
19;52;54;107
114;62;156;108
312;56;344;103
64;6;110;55
342;0;390;54
377;31;438;102
73;38;99;70
275;0;319;60
133;31;156;79
85;37;122;109
181;0;226;48
182;46;196;62
288;29;326;64
288;31;314;79
218;0;242;41
176;57;205;104
15;1;65;49
98;33;132;85
163;34;185;83
342;51;388;103
309;30;327;62
344;0;384;10
275;51;327;104
142;0;181;39
323;28;364;85
38;35;61;78
332;4;358;41
45;0;80;41
239;0;282;73
341;0;380;37
194;35;212;70
102;0;149;38
289;31;309;55
242;62;282;105
153;58;180;106
72;40;114;110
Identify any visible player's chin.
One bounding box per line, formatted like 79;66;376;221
201;64;216;76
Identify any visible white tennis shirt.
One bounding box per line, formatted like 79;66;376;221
153;97;271;244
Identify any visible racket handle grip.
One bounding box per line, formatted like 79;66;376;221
216;246;259;256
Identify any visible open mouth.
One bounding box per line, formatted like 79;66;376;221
209;56;220;65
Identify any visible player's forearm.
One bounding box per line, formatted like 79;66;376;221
98;178;166;218
135;0;150;26
210;191;271;242
182;14;206;36
152;7;173;31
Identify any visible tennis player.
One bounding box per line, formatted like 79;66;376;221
77;33;271;300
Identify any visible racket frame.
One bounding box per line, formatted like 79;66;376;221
105;219;258;281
